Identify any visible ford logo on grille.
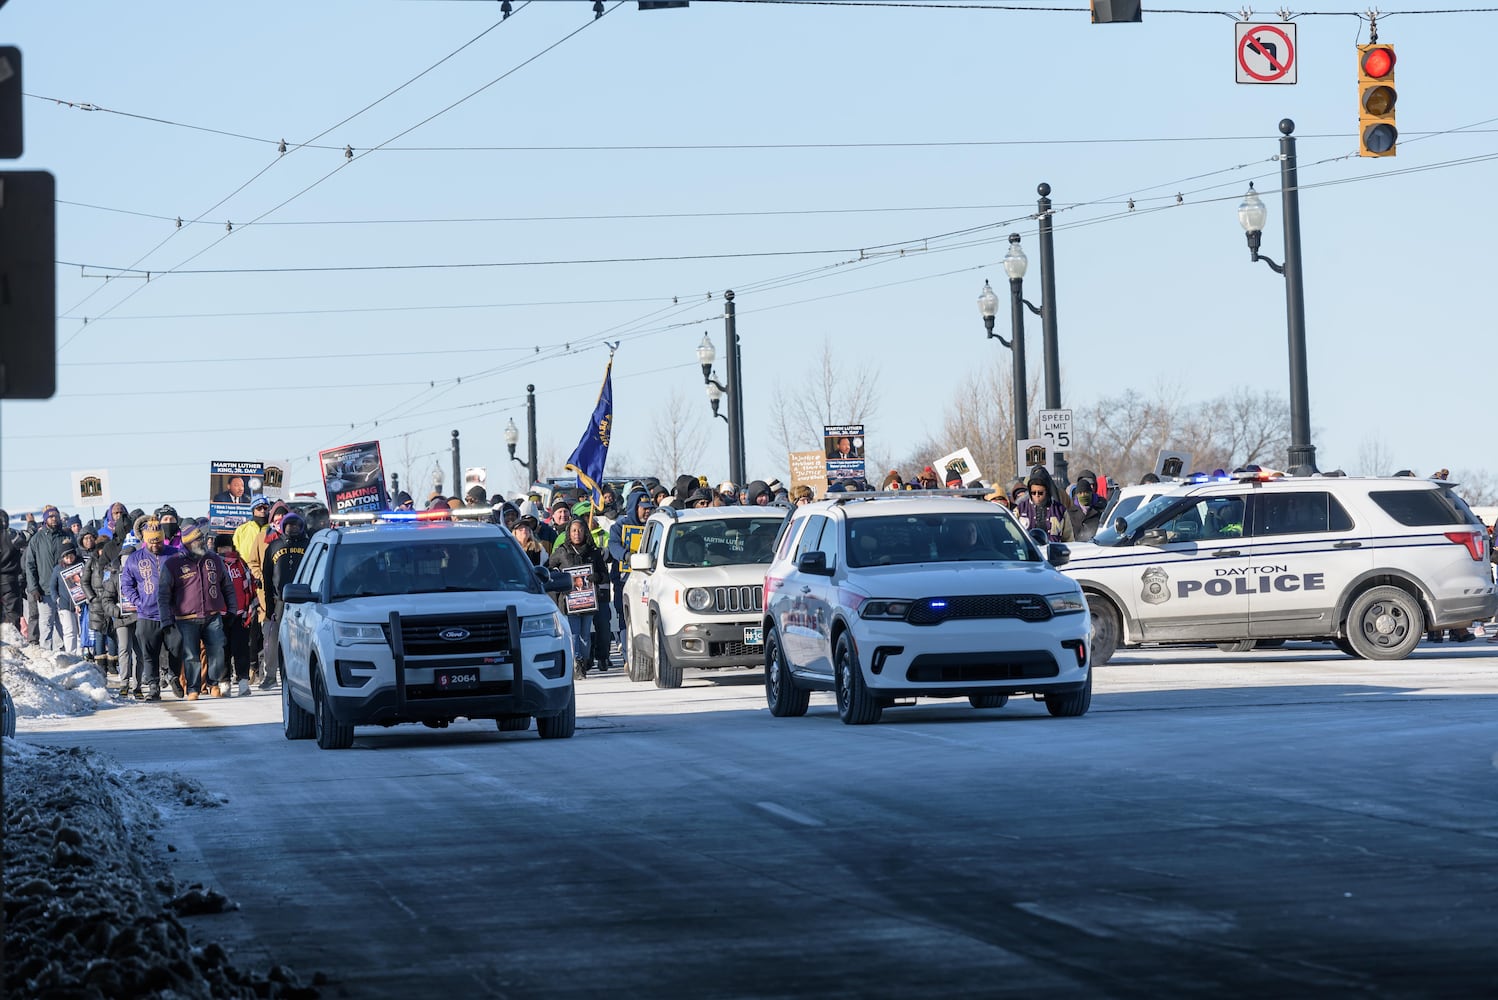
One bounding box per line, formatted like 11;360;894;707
439;628;471;642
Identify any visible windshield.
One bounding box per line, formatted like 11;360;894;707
846;512;1037;567
664;517;784;568
1092;491;1189;546
331;538;540;598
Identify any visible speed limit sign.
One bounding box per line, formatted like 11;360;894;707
1038;409;1073;450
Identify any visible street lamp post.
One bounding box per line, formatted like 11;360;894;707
504;383;539;488
1237;119;1317;475
1035;182;1067;488
696;299;746;485
450;429;461;500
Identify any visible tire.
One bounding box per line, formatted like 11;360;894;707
282;672;314;740
968;693;1009;709
834;633;882;725
765;627;809;718
1044;670;1092;718
496;715;532;732
1334;636;1364;659
536;686;576;739
2;685;15;739
654;623;683;689
1345;586;1424;661
1087;595;1120;666
313;670;354;750
1256;639;1287;649
1216;640;1257;653
625;612;652;683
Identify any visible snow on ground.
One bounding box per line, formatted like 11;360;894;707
3;738;324;998
3;624;111;720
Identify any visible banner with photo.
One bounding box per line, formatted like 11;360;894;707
823;423;866;483
261;459;293;501
563;566;597;615
209;460;264;530
70;469;110;510
319;441;388;514
61;563;89;608
933;447;983;488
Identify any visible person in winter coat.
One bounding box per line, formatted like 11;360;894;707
1060;477;1106;543
84;519;136;695
0;509;24;627
606;488;654;637
46;541;85;654
232;496;272;571
259;512;308;689
23;505;73;650
549;518;608;677
121;521;174;700
511;518;549;567
155;505;185;553
159;521;239;699
743;480;773;506
98;502;129;539
215;532;258;695
1013;466;1068;543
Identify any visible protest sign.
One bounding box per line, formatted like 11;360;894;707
564;566;597;615
71;470;109;510
209;460;263;530
61;563;88;608
823;423;866;483
1017;438;1051;476
933;447;983;488
261;460;292;501
319;441;388;514
788;450;828;500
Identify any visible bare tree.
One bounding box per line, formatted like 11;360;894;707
1451;469;1498;507
1356;436;1396;477
769;338;881;455
645;388;709;480
896;359;1041;486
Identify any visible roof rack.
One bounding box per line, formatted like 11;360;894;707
830;488;991;505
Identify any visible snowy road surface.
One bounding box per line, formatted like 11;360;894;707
15;644;1498;997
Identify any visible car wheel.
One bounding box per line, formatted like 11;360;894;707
282;671;314;740
1346;586;1424;661
1333;636;1364;659
1256;639;1287;649
496;715;532;732
1216;640;1257;653
765;627;809;718
625;612;652;683
536;686;576;740
1087;595;1120;666
654;622;683;689
312;670;354;750
1044;670;1092;718
2;685;15;739
968;693;1008;709
834;633;881;725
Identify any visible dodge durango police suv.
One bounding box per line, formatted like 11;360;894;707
278;510;575;749
1063;475;1496;664
762;492;1092;725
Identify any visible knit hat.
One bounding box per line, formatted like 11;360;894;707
250;494;270;510
767;478;783;493
179;521;205;545
59;540;79;558
141;525;164;543
393;491;414;508
718;481;737;496
43;505;60;519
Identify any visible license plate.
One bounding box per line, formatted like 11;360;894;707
744;626;763;645
434;668;480;692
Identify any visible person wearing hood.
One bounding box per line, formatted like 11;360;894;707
158;522;239;699
1060;476;1106;543
1014;466;1067;542
606;488;655;640
744;480;772;506
259;512;308;689
83;515;133;692
47;541;86;654
98;502;129;539
663;474;698;510
24;505;73;650
549;518;607;677
0;509;24;627
155;505;185;552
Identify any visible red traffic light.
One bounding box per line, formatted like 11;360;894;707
1361;46;1395;78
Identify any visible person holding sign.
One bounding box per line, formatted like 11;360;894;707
549;518;607;678
46;541;85;655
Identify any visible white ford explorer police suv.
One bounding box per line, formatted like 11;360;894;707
761;492;1092;725
278;511;575;749
1063;474;1497;664
622;505;787;688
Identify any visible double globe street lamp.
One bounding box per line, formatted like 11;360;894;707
978;233;1036;447
503;383;539;489
695;290;746;486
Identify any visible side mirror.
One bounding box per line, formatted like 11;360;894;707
629;552;655;573
796;551;833;576
282;582;315;604
1114;517;1128;536
1141;528;1168;547
1046;542;1071;567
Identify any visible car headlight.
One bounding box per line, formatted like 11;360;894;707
860;600;911;621
1046;593;1087;615
684;587;713;612
521;613;563;638
334;622;386;646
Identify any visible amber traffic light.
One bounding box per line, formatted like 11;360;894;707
1358;43;1397;157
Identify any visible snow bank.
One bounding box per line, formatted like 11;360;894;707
2;626;110;719
2;739;323;998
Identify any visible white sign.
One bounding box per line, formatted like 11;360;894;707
261;459;293;501
933;447;983;488
1037;409;1073;451
1235;22;1297;85
70;469;110;509
1017;438;1052;477
464;467;487;489
1155;450;1193;480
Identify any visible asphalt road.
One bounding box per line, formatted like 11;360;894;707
19;642;1498;998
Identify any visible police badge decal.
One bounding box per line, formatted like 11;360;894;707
1140;566;1171;605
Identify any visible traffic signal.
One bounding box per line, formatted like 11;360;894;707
1357;43;1397;157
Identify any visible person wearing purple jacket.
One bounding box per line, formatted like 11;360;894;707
120;521;172;700
1013;466;1068;543
158;521;239;700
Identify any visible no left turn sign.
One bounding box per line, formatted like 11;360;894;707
1235;22;1297;85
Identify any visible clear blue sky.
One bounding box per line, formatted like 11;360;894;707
4;0;1492;516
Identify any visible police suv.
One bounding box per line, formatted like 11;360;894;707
278;509;576;749
1064;474;1496;664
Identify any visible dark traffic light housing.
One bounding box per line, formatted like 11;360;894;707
1358;43;1397;157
